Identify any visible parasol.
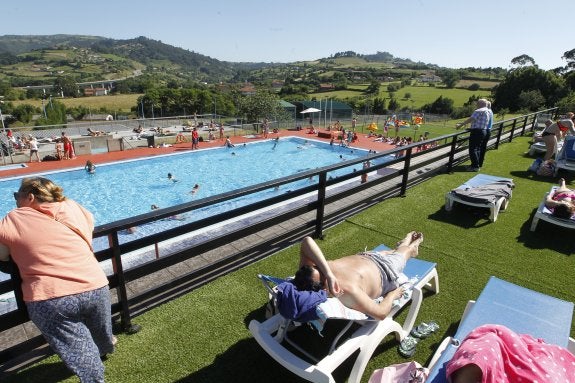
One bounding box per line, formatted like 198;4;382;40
300;107;321;114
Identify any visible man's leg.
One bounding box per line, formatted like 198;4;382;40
478;130;491;167
395;232;423;261
468;130;484;169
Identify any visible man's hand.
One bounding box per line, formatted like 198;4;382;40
326;273;343;296
389;286;405;300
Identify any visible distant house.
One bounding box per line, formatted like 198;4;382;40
318;83;335;92
419;72;442;83
83;87;108;96
239;83;256;96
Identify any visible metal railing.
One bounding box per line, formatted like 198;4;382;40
0;108;557;370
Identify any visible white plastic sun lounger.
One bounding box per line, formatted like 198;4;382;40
425;276;575;383
445;174;513;222
248;244;439;383
530;186;575;231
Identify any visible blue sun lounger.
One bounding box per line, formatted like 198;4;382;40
249;244;439;383
425;276;575;383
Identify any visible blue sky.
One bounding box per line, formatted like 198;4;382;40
2;0;574;70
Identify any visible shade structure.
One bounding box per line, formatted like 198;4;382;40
367;122;378;131
300;107;321;114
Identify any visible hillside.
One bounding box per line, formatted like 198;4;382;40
0;35;254;86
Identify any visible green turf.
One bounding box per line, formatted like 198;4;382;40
7;135;575;383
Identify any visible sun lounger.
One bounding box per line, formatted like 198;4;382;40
445;174;513;222
425;276;575;383
249;244;439;383
528;139;563;157
554;135;575;176
530;186;575;231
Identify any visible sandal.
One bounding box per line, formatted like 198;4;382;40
410;321;439;339
398;335;419;358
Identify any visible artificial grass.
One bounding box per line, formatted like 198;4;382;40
7;135;575;383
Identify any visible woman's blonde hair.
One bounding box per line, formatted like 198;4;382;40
18;177;66;203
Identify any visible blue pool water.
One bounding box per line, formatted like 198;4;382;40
0;137;388;226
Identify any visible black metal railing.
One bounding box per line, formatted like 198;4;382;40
0;108;558;369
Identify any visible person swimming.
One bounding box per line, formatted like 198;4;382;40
167;173;178;182
85;160;96;174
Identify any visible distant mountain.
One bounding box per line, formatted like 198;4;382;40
0;34;104;55
0;34;449;88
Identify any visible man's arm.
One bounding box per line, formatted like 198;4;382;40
299;236;341;296
455;116;474;129
339;283;404;321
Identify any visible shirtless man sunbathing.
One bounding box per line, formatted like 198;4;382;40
293;231;423;320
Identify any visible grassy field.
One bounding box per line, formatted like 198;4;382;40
11;94;143;113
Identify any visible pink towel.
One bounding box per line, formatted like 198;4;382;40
446;324;575;383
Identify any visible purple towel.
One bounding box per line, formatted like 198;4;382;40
276;282;327;322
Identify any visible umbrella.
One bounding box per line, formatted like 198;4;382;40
300;107;321;114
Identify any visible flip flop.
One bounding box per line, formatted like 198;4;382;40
398;335;419;358
410;321;439;339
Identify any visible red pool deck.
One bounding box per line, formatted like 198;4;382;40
0;129;396;179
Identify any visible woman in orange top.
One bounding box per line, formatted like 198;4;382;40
0;177;114;383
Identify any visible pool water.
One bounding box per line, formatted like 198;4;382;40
0;137;388;226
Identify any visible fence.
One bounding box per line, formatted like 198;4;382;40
0;108;557;371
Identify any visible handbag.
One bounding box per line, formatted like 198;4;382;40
368;361;429;383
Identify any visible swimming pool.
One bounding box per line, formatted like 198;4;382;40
0;137;388;226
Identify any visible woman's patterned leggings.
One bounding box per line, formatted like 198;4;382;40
26;286;114;383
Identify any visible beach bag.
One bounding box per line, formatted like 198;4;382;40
368;361;429;383
536;160;555;177
528;158;543;173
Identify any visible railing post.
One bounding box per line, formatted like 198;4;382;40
108;232;141;334
494;122;503;149
400;148;412;197
508;119;517;143
520;116;529;136
314;172;327;239
447;135;458;173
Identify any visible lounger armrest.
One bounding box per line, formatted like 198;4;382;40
427;336;454;371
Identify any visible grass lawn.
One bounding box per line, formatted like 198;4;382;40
11;94;143;114
7;134;575;383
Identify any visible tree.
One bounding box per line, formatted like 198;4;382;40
237;90;286;123
493;66;566;111
387;98;400;111
365;80;380;95
53;76;79;97
562;48;575;71
517;89;546;111
422;96;454;115
510;54;536;68
438;69;460;88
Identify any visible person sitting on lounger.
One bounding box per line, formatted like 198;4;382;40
292;231;423;320
545;177;575;219
87;128;105;136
